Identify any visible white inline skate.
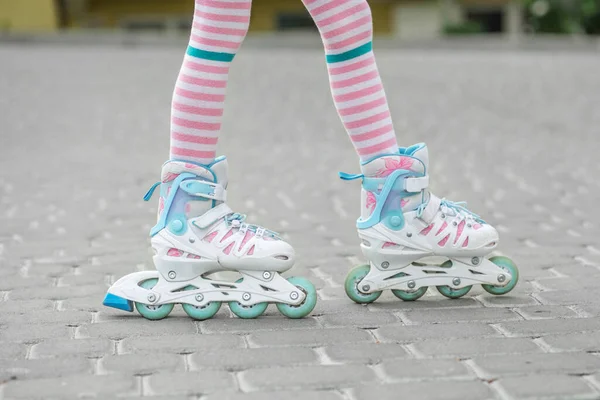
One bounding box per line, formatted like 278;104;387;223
103;157;317;320
341;143;518;303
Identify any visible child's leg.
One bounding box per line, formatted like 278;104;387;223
170;0;251;165
302;0;398;161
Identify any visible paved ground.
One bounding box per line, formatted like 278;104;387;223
1;39;600;400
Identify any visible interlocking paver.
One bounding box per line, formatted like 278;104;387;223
240;365;377;391
1;38;600;399
498;374;598;399
353;380;494;400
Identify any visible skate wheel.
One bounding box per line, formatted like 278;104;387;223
229;278;268;319
276;276;317;319
135;278;174;320
436;284;472;299
344;265;382;304
482;256;519;295
181;285;221;320
392;286;428;301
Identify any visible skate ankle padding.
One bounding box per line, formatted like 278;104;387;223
191;203;233;229
180;180;227;202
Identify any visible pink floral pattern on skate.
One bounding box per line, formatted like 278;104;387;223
239;231;255;251
376;157;414;177
223;242;234;255
438;234;450;247
472;223;482;230
158;197;165;215
436;221;448;236
162;172;179;183
366;192;376;213
382;242;398;249
247;245;255;255
167;248;183;257
203;231;219;243
454;220;466;244
462;237;469;248
400;198;409;208
187;254;201;259
420;223;434;236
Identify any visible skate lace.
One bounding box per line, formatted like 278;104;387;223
416;199;485;224
225;213;280;239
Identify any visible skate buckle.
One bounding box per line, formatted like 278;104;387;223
180;180;227;202
404;175;429;193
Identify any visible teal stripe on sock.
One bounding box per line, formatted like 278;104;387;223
187;46;235;62
326;41;373;64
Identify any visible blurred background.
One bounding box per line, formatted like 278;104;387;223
1;0;600;39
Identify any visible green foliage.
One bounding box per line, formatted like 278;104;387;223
443;21;483;35
525;0;600;35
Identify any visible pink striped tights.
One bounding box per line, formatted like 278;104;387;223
169;0;398;165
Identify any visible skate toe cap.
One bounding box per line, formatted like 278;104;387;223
468;224;499;250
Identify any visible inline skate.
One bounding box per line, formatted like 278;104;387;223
103;157;317;320
341;143;518;303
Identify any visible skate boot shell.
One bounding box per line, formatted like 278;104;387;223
341;143;518;303
103;157;317;319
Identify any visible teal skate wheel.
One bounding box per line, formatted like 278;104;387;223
276;277;317;319
344;264;382;304
436;284;472;299
181;285;221;320
135;278;174;320
229;278;268;319
392;286;428;301
482;256;519;295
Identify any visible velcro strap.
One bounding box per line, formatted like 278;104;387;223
404;176;429;193
180;180;227;202
420;194;441;224
191;203;233;229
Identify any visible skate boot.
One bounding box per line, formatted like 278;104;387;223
341;143;518;303
103;157;317;320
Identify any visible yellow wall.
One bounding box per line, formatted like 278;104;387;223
0;0;58;31
76;0;393;34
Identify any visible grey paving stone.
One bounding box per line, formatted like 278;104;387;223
401;307;520;324
147;371;236;395
376;323;500;342
498;374;598;399
324;343;410;364
33;338;113;358
77;319;197;339
121;333;244;354
412;337;541;358
473;353;600;377
515;305;580;320
368;297;483;311
381;359;472;380
353;380;494;400
204;390;344;400
536;289;600;305
248;328;373;347
0;324;71;343
497;317;600;337
3;374;137;399
199;316;320;334
191;347;317;370
542;332;600;352
0;342;27;359
0;356;91;380
241;365;376;391
102;353;184;375
1;310;92;325
319;311;399;328
0;299;55;313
